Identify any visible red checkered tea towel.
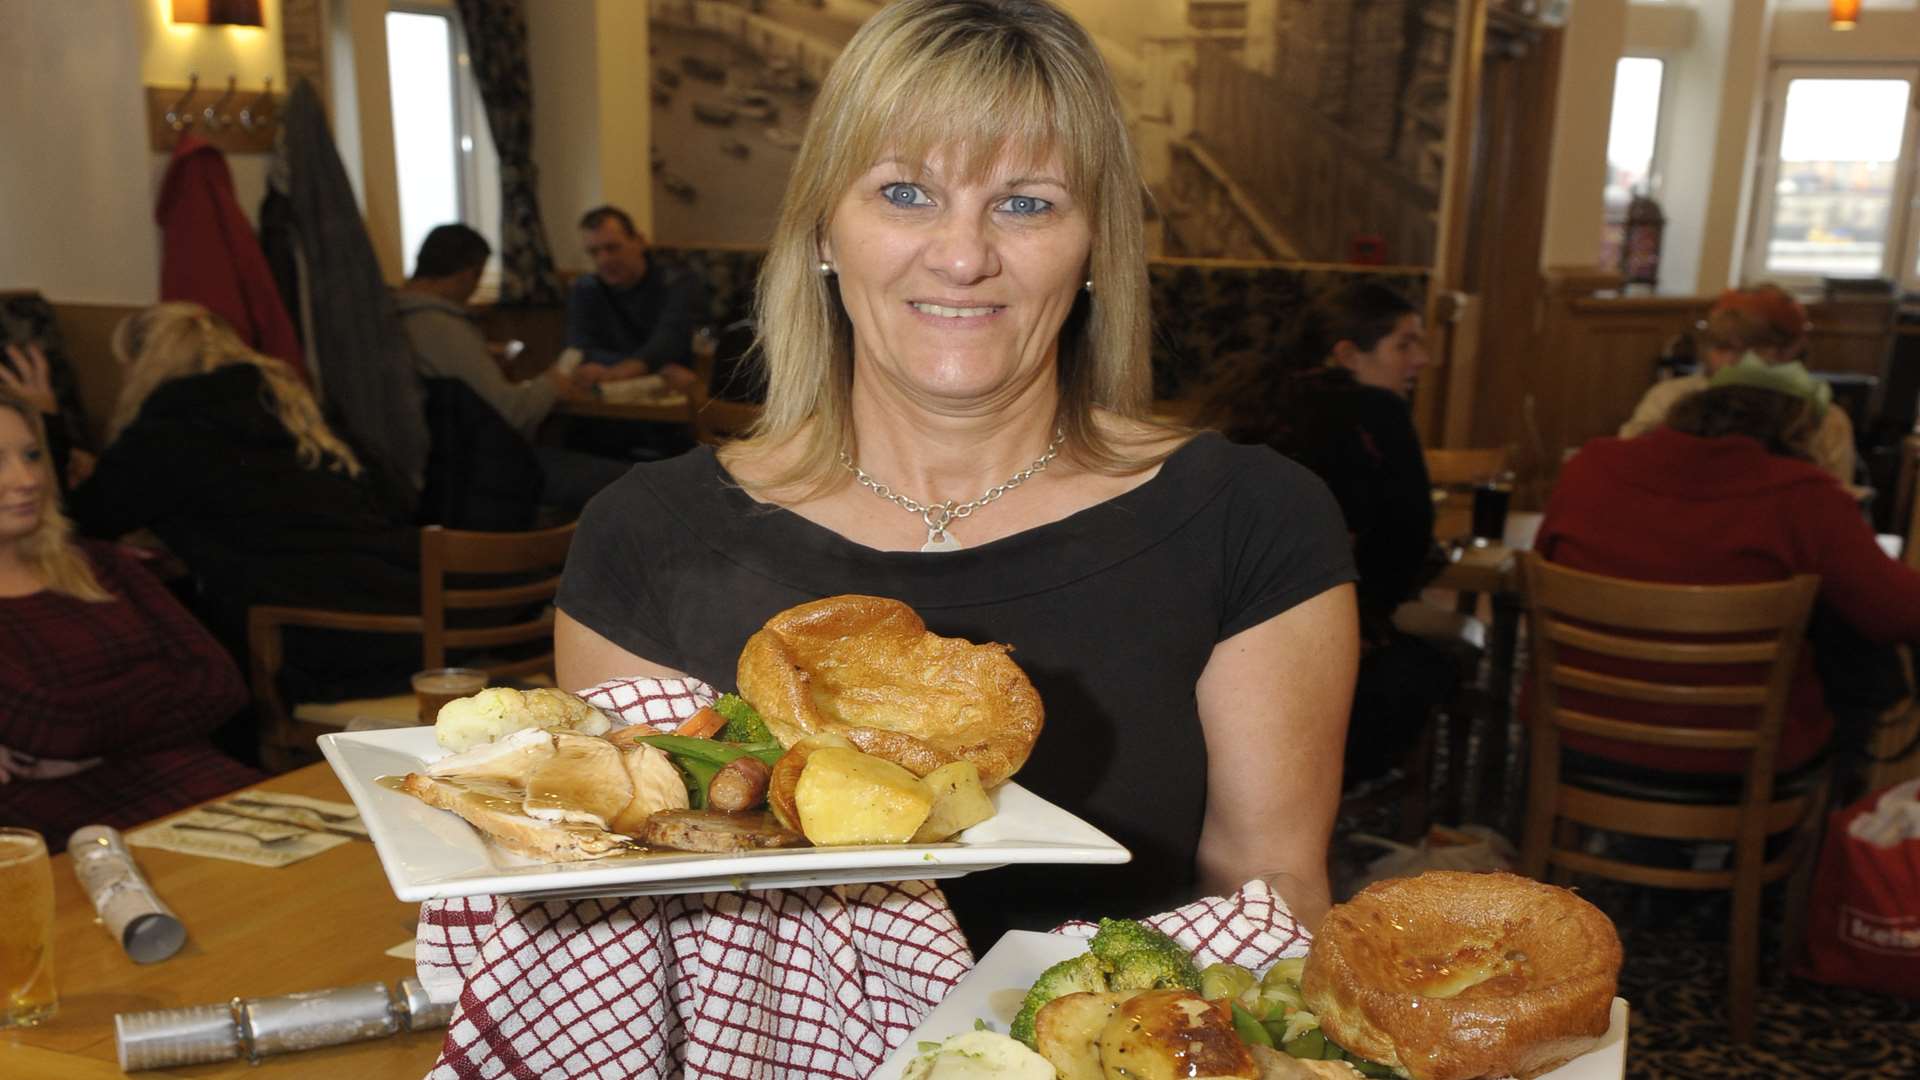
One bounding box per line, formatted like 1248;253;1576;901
1054;875;1311;968
414;677;977;1079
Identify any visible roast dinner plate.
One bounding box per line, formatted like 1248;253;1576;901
318;727;1130;903
873;931;1629;1080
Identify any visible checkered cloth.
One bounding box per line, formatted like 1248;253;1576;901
413;678;1313;1079
414;677;977;1080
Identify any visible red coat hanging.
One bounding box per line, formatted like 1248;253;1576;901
156;134;307;382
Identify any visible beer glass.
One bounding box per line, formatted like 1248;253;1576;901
0;827;57;1027
1470;472;1515;547
412;667;489;724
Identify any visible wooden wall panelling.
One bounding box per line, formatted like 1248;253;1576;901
1451;24;1560;482
1805;298;1897;380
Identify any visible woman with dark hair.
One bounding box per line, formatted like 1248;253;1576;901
1539;364;1920;777
1196;281;1451;783
0;355;259;852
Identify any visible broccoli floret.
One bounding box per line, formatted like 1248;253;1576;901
1009;952;1109;1047
713;693;774;744
1109;949;1204;992
1087;918;1202;991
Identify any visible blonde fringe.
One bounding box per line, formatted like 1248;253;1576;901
0;395;111;602
110;302;363;477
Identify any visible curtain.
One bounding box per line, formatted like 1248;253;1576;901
455;0;566;305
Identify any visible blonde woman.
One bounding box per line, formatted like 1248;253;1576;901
0;366;258;852
56;303;421;702
557;0;1357;947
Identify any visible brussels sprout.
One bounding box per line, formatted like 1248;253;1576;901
1199;962;1257;1003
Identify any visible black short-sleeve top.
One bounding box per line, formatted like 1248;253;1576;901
557;431;1355;946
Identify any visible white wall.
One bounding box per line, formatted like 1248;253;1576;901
1540;0;1628;270
0;0;286;304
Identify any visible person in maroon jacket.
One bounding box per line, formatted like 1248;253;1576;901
1536;366;1920;778
0;374;259;853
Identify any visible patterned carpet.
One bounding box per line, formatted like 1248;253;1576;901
1329;815;1920;1079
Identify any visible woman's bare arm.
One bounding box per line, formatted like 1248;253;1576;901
1193;583;1359;933
555;609;690;690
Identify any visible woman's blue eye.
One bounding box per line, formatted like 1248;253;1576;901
882;183;929;207
23;448;42;464
1001;195;1052;215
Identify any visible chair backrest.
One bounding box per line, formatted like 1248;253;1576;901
419;521;576;679
1424;446;1510;487
1522;552;1819;789
688;385;762;446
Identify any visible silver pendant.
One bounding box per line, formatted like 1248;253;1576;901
920;528;963;553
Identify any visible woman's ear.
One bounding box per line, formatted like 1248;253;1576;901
1329;339;1360;370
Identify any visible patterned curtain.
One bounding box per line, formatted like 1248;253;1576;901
455;0;565;305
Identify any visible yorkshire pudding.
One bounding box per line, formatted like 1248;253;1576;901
735;595;1043;788
1301;871;1620;1080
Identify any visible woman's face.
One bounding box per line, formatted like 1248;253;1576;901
0;407;48;546
1337;313;1429;398
822;147;1092;410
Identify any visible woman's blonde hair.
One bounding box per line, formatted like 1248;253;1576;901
109;302;362;476
729;0;1159;492
0;390;110;602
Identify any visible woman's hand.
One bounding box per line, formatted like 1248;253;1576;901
0;745;104;784
1193;583;1359;934
0;343;59;415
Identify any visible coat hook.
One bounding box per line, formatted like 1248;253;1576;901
202;75;238;131
239;75;275;132
165;72;200;131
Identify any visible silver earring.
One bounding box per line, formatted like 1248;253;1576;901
1083;279;1093;293
818;260;834;275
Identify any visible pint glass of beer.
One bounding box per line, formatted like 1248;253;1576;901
0;827;56;1027
412;667;490;724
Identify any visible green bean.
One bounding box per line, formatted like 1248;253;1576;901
1230;1003;1273;1048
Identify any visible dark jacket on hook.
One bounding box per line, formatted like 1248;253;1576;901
157;134;308;382
273;79;428;498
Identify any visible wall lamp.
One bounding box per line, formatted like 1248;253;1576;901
1830;0;1861;31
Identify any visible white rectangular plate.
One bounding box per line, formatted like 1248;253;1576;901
874;931;1628;1080
318;728;1130;903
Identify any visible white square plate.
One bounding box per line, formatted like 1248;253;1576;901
318;727;1131;903
874;931;1628;1080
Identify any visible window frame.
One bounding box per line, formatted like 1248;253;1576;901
1606;54;1672;211
387;2;501;296
1742;61;1920;290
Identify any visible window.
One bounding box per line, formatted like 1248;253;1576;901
385;6;500;286
1746;66;1920;288
1605;57;1666;213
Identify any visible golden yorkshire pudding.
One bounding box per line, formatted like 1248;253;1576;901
735;595;1043;788
1301;871;1621;1080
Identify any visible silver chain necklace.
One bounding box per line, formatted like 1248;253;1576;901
841;427;1066;552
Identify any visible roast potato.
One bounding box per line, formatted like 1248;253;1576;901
1097;989;1257;1080
792;747;934;845
766;732;855;831
1032;991;1130;1080
910;760;997;843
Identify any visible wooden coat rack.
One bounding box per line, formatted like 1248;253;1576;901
146;74;282;154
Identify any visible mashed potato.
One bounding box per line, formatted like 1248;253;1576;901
434;687;612;751
901;1030;1053;1080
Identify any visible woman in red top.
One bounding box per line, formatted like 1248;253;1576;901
0;355;258;852
1536;372;1920;775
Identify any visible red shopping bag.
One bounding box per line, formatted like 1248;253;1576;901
1798;779;1920;996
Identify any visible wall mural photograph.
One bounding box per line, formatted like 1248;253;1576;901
646;0;1465;267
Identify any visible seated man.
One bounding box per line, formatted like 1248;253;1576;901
567;206;710;393
396;224;628;513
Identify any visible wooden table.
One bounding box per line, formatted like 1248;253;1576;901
551;396;690;425
0;766;443;1079
1425;514;1539;833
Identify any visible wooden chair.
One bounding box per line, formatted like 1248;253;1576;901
687;385;762;445
1517;553;1825;1041
249;521;576;769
